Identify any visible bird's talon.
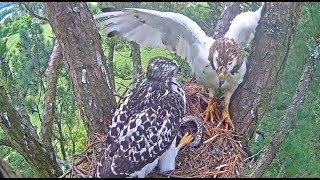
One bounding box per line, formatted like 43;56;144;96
203;98;216;123
222;107;234;130
177;132;194;150
223;116;234;130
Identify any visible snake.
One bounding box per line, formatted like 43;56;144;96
179;115;203;148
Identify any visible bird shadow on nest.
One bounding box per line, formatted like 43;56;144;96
61;77;247;178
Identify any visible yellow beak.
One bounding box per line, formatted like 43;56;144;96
219;73;225;87
219;73;224;81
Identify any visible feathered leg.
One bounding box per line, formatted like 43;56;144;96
203;89;217;122
220;88;236;130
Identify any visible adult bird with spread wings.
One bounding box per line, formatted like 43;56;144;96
94;3;265;130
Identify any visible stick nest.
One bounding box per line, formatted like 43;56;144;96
60;77;246;178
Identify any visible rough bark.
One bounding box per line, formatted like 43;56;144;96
0;82;62;177
0;158;23;178
248;42;319;178
230;2;303;144
213;2;241;39
44;2;117;140
107;41;116;88
41;41;61;162
131;41;143;83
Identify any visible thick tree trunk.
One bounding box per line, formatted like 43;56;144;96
248;42;319;178
41;41;61;163
131;41;143;83
0;82;62;177
44;2;117;140
230;2;303;145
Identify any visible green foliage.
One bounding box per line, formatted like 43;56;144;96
6;151;36;177
7;17;51;126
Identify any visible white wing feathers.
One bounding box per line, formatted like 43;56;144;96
94;8;214;65
224;2;265;48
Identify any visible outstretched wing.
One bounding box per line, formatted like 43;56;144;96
224;2;265;48
94;8;214;65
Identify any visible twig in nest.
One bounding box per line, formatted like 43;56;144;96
59;169;71;178
73;166;87;178
60;152;91;178
203;134;220;144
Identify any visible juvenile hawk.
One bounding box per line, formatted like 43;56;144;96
95;57;202;178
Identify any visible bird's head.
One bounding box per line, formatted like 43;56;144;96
146;56;179;82
208;38;245;87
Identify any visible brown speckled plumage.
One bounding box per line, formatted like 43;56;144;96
95;57;187;178
208;38;245;74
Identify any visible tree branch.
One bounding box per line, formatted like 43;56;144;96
248;43;319;178
0;80;62;177
0;56;39;141
41;41;62;159
20;2;49;23
55;115;67;161
131;41;143;83
213;2;241;39
106;41;116;88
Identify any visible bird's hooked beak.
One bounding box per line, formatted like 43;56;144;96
219;73;225;87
